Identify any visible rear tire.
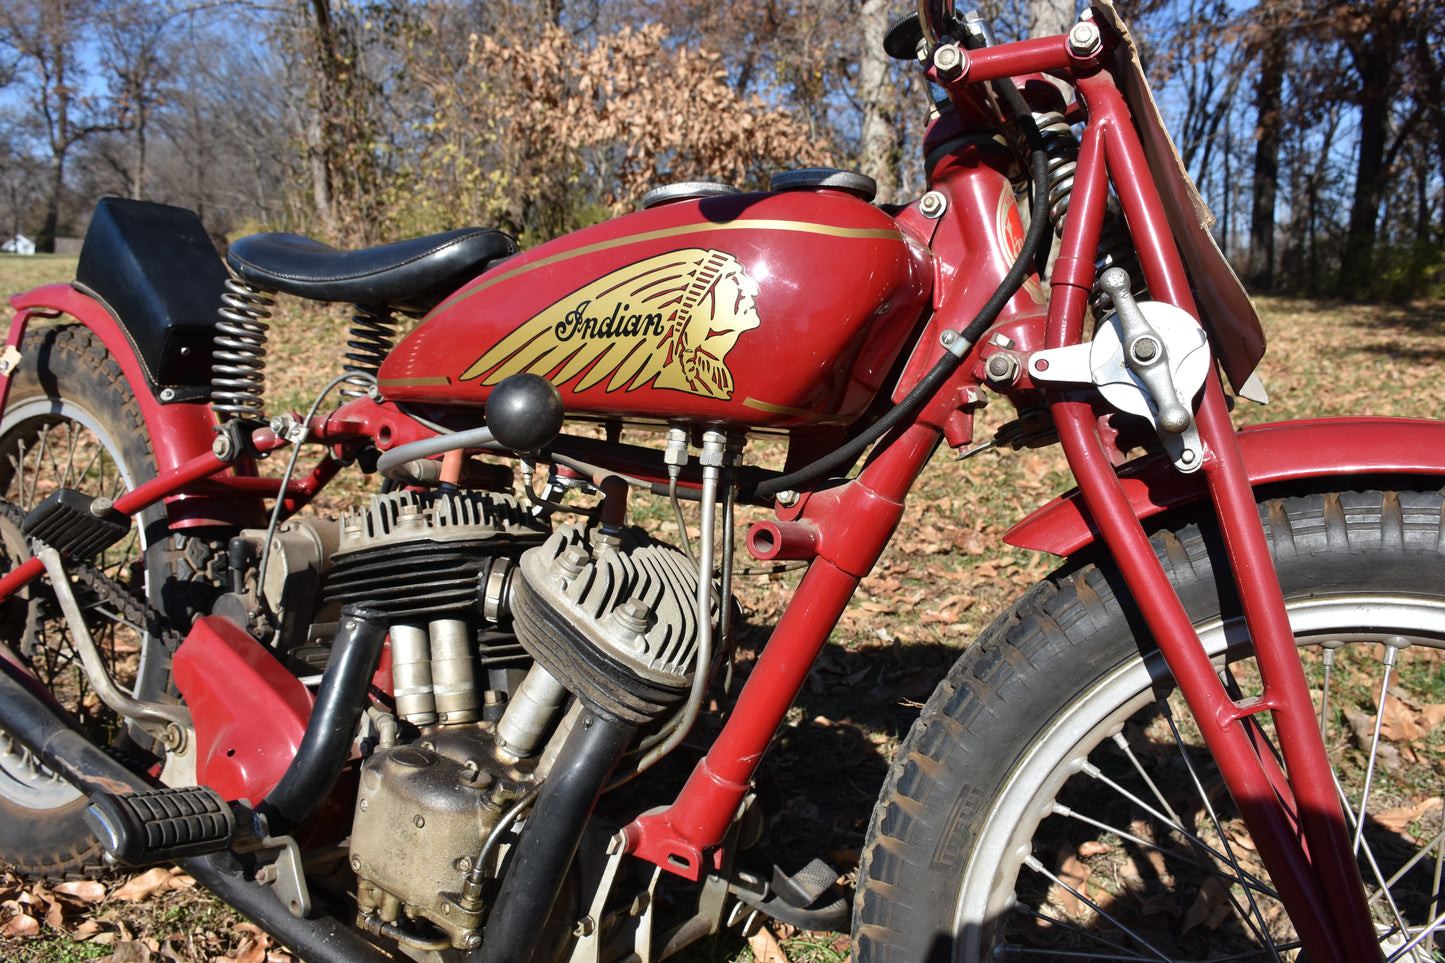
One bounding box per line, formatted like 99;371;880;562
855;489;1445;961
0;324;165;879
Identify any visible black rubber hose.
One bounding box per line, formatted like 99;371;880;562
472;711;634;963
259;606;387;835
0;658;394;963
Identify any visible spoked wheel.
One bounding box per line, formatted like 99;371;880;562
0;324;163;878
856;489;1445;962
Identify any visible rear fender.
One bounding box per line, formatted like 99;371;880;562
5;285;259;528
1006;418;1445;556
7;285;218;472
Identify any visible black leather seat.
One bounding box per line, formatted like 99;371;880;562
226;228;518;309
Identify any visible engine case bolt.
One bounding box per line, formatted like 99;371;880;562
414;815;425;828
1068;21;1102;57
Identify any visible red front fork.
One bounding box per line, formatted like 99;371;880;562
1039;68;1379;963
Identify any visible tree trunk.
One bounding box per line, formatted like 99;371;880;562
306;0;340;240
1337;5;1404;296
1246;26;1286;290
1029;0;1076;38
856;0;899;203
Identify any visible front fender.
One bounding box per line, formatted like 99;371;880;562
1006;418;1445;556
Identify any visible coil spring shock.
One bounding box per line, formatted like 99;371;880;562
1025;110;1146;316
1033;110;1079;232
212;271;275;422
343;303;400;397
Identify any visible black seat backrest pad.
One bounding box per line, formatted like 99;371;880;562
74;197;227;395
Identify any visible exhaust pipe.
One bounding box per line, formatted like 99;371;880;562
0;656;394;963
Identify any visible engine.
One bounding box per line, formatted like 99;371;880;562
237;487;714;951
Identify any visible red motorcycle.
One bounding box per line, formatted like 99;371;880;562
1;2;1441;960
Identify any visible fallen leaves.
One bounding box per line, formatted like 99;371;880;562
112;867;195;903
748;924;791;963
0;868;289;963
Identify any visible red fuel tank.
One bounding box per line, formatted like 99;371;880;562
378;189;931;429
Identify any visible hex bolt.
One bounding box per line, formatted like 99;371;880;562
919;191;947;218
985;353;1019;384
574;916;596;938
933;43;964;79
559;546;591;578
615;600;652;633
1068;21;1102;57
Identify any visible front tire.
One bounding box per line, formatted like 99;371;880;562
856;489;1445;961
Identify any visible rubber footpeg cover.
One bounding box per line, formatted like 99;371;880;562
23;489;132;558
86;785;236;865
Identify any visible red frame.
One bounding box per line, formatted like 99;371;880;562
0;17;1408;962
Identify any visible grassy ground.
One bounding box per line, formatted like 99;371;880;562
2;251;1444;960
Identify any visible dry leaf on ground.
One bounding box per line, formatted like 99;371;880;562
747;924;791;963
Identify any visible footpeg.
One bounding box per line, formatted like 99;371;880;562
85;785;237;865
23;489;131;557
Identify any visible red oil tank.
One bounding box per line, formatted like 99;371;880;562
377;189;931;430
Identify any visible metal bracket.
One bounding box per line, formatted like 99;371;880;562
1027;286;1211;472
569;834;662;963
34;546;193;733
245;812;312;918
0;345;21;377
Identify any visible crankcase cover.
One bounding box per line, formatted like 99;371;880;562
511;526;715;726
377;189;930;429
350;736;508;941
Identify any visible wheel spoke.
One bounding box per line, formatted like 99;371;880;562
1011;905;1158;959
1354;639;1405;854
1022;853;1178;962
1156;702;1283;952
1383;906;1445;961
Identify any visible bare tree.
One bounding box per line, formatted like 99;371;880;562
94;1;184;201
1243;0;1292;290
0;0;119;250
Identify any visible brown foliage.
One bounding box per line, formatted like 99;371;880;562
394;22;828;243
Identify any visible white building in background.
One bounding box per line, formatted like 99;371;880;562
2;234;36;256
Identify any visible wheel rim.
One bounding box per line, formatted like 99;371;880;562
958;594;1445;961
0;395;147;811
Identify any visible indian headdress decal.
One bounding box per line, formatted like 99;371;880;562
460;249;760;400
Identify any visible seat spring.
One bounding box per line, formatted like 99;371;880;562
343;303;399;398
212;271;274;421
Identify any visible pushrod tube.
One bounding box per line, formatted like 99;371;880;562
1042;68;1379;962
